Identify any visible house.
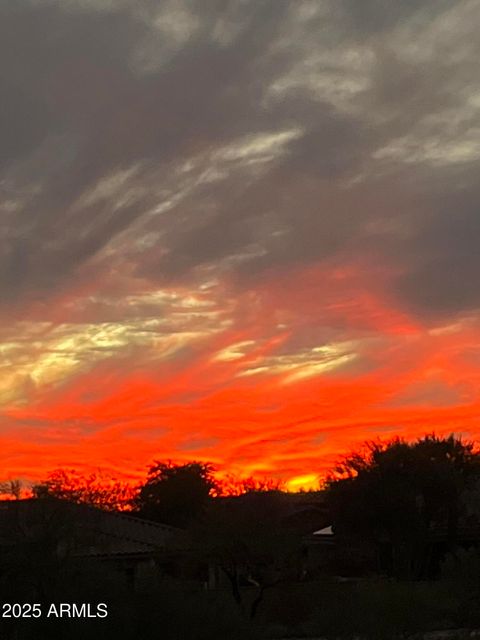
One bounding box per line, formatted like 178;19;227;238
0;498;188;592
0;492;337;596
203;490;332;589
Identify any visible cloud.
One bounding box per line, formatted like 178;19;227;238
2;0;480;482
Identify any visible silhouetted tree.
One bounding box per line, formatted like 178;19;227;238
217;475;284;496
32;469;136;511
134;461;217;527
0;478;24;499
326;433;480;579
195;490;300;619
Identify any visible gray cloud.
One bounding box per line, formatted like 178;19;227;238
1;0;480;319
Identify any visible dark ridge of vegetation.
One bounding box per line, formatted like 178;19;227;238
326;433;480;579
2;433;480;639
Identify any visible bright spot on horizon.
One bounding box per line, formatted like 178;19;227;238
285;474;320;493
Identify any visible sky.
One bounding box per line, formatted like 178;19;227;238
2;0;480;489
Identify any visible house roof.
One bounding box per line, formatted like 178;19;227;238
313;525;333;536
0;498;186;558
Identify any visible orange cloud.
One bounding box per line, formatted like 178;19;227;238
1;262;480;488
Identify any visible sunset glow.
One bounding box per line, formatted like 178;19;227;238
2;1;480;488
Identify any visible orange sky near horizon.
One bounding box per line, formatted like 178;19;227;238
2;260;480;489
2;1;480;491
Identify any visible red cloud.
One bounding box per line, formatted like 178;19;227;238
2;261;480;488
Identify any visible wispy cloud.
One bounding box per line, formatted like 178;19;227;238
2;0;480;486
